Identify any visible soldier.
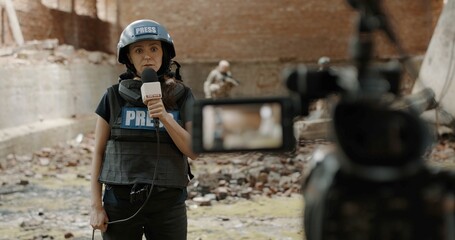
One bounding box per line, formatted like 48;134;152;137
204;60;239;99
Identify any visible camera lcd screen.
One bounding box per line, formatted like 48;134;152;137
191;97;296;153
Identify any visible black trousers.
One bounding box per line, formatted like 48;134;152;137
101;185;187;240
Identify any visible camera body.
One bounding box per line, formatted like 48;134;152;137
303;148;455;240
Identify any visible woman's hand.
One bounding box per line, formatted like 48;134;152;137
144;97;198;159
90;205;109;232
145;98;166;119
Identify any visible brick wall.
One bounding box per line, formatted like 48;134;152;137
46;9;118;53
1;0;119;53
119;0;443;62
1;0;442;60
0;0;444;97
118;0;443;97
2;0;53;44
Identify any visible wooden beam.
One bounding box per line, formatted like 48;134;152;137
1;0;24;45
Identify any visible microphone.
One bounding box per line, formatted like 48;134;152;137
140;68;162;129
141;68;161;101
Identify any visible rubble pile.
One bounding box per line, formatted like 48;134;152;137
1;132;454;205
186;148;316;206
0;133;327;203
0;39;116;66
0;133;94;193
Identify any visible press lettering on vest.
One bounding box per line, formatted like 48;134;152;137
121;107;180;130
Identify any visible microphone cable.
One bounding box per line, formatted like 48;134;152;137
92;122;161;240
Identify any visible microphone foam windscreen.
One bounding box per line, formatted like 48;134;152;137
142;68;158;83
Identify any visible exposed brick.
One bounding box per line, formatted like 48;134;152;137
119;0;443;62
0;0;444;97
1;0;443;62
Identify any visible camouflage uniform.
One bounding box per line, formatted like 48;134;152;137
204;61;239;99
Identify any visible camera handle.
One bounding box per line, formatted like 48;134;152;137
331;0;434;179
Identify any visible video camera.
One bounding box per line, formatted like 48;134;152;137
191;0;454;239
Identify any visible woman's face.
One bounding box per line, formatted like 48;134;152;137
127;40;163;77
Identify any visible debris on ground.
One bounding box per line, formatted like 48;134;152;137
0;132;453;239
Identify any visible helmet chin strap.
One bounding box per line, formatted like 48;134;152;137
118;68;135;82
170;60;182;81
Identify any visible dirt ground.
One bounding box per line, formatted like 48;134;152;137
0;134;307;240
0;133;454;240
0;164;304;240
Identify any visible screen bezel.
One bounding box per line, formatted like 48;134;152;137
191;97;296;153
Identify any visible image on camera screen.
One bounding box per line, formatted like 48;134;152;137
201;102;283;151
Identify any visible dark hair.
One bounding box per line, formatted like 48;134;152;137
158;42;172;77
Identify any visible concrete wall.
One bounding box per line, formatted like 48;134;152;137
0;62;122;160
0;57;292;161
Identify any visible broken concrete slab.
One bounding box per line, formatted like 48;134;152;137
414;2;455;125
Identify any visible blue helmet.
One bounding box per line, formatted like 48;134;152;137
117;19;176;75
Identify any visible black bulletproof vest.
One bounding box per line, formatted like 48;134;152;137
98;84;190;187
